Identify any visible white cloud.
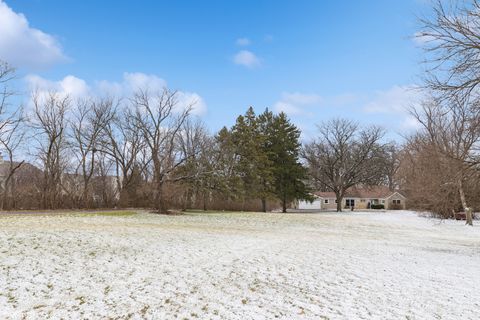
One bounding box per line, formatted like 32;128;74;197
363;85;424;134
274;92;322;116
273;101;302;115
176;91;207;116
401;115;422;130
26;74;89;100
123;72;167;92
233;50;261;68
236;37;250;46
364;85;420;114
25;72;207;115
96;72;167;97
0;0;67;69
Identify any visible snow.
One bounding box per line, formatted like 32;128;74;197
0;210;479;319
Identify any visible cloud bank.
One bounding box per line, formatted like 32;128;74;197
25;72;207;115
0;0;67;69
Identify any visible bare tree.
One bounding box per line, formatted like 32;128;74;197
69;98;116;208
411;97;480;225
379;142;401;191
415;0;480;225
0;61;26;209
131;88;193;213
101;105;147;207
0;61;15;88
93;151;117;207
0;113;26;209
398;132;460;218
417;0;480;103
31;92;70;209
176;117;212;210
303;118;385;212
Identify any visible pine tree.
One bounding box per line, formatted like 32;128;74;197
231;107;273;211
260;110;311;213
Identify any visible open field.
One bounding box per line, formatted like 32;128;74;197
0;210;479;319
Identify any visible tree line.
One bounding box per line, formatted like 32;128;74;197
0;65;317;213
0;60;402;213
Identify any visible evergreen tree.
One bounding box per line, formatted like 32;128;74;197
231;107;273;210
260;110;311;213
220;107;310;212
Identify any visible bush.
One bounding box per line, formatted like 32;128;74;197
371;204;384;209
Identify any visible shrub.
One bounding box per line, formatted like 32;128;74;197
371;204;384;209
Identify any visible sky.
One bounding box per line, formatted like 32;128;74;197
0;0;431;141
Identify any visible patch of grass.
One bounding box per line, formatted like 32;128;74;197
104;285;111;295
184;209;263;216
7;292;16;304
76;210;137;217
75;296;86;305
140;305;149;316
0;209;138;218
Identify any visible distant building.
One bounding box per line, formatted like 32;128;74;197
296;186;406;210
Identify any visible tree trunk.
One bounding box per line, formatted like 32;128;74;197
203;192;207;211
261;198;267;213
282;199;287;213
459;179;473;226
1;179;8;210
335;193;342;212
82;184;90;209
2;173;13;210
156;181;166;214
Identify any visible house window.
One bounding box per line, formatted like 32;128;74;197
335;199;338;203
381;200;385;204
360;199;365;203
324;199;329;204
345;199;355;207
393;199;401;204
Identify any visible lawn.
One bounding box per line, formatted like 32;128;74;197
0;210;479;319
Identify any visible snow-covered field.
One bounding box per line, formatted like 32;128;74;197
0;210;479;319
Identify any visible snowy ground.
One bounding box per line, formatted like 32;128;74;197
0;210;479;319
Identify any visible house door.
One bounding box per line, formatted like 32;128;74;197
346;199;355;208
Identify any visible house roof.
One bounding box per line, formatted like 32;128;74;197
314;186;405;199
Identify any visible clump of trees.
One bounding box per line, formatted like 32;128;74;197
404;0;480;224
220;107;312;212
399;96;480;224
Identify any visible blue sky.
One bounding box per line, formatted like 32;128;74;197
1;0;430;141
